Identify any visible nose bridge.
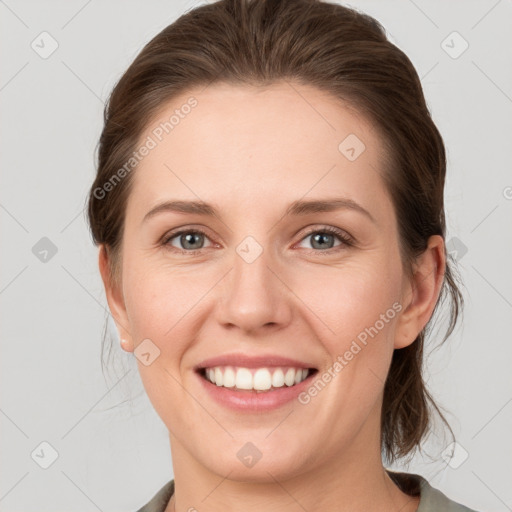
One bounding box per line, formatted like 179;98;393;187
217;233;291;332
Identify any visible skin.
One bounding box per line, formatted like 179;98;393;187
99;81;445;512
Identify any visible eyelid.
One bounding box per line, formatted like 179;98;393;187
161;224;354;253
161;226;217;252
294;225;354;250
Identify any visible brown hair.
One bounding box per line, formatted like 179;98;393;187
87;0;463;464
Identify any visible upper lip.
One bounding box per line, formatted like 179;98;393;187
195;353;317;370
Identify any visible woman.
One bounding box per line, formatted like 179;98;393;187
87;0;478;510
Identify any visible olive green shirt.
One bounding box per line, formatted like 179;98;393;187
135;470;479;512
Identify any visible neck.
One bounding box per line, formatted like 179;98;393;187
165;401;419;512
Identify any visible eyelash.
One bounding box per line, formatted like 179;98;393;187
160;226;354;255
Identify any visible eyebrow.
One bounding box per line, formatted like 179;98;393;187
142;197;376;224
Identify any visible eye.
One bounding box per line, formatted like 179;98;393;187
162;228;214;253
296;226;353;252
161;225;353;255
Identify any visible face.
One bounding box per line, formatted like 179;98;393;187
105;81;420;482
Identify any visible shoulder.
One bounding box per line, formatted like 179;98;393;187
135;479;174;512
387;469;480;512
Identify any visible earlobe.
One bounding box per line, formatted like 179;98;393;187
394;235;446;350
98;245;134;352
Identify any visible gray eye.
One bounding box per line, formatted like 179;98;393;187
310;232;336;250
297;230;343;251
166;230;213;251
179;232;205;250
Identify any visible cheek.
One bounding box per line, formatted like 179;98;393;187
123;257;209;343
121;261;211;420
289;259;402;437
289;256;402;355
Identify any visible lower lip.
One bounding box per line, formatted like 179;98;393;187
196;370;316;412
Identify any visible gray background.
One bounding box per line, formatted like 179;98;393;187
1;0;511;510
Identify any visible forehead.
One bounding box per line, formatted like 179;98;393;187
128;81;392;221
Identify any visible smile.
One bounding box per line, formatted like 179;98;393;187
200;366;313;392
194;353;319;410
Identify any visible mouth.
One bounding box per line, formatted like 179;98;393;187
193;353;320;410
196;365;318;393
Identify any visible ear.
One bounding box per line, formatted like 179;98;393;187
394;235;446;349
98;245;134;352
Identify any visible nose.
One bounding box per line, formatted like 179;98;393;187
215;243;293;335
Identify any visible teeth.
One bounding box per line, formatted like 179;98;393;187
203;366;310;391
253;369;272;391
223;367;236;388
235;368;253;390
272;368;285;388
284;368;296;386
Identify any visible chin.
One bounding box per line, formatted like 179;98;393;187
196;440;313;483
